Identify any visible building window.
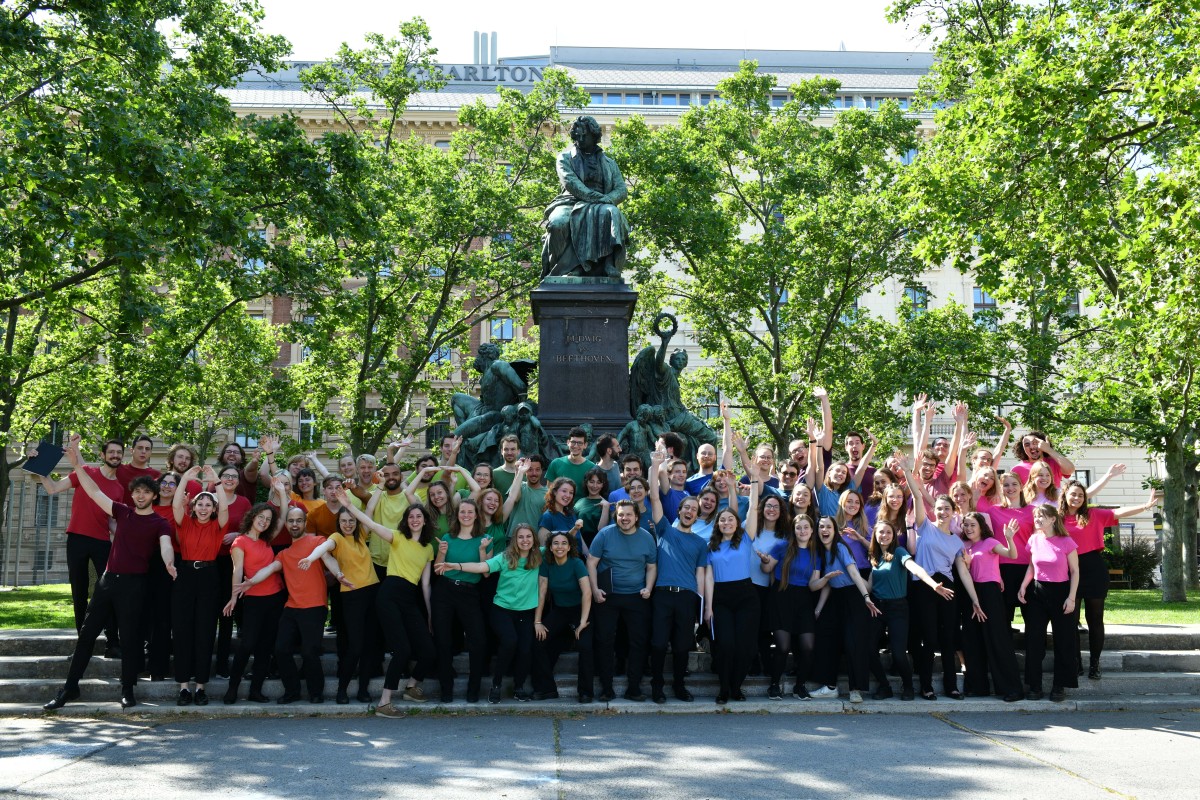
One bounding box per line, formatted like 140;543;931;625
624;94;642;105
298;407;320;447
490;317;514;344
425;419;451;449
973;287;998;330
904;285;929;315
243;229;267;275
589;92;603;104
606;92;622;104
900;148;918;165
1065;291;1081;316
770;94;786;108
299;314;315;362
659;93;678;106
428;345;452;366
434;140;451;151
840;298;859;325
1075;468;1092;487
234;427;259;449
35;485;60;529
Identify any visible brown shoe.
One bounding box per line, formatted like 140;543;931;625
402;685;426;703
374;702;403;717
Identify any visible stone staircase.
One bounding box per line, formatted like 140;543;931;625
0;624;1196;715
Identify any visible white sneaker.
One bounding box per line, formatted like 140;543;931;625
848;690;863;704
811;685;839;699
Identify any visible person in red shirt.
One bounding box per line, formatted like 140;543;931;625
43;436;175;711
115;434;161;505
171;463;228;706
30;437;126;656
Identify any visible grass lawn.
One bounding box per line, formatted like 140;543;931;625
0;585;1194;630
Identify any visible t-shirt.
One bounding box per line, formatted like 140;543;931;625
538;510;577;534
370;491;409;567
848;464;877;500
1011;458;1065;489
276;535;329;609
508;483;548;535
329;531;379;593
817;542;857;589
486;554;539;610
685;471;714;495
574;497;607;546
716;495;751;521
106;503;171;574
1064;507;1118;555
221;494;252;556
306;501;341;536
115;464;161;506
67;467;124;540
750;529;782;588
1028;533;1078;583
491;467;518;497
870;546;912;601
540;557;588;607
607;487;630;504
590;524;657;594
815;484;843;518
977;496;1036;565
912;520;962;580
658;488;687;523
291;495;325;515
707;535;756;583
598;462;623;495
234;534;284;596
483;521;508;558
177;516;224;561
387;534;433;584
546;457;596;491
152;505;178;550
655;526;708;591
768;540;813;587
439;534;487;584
965;538;1001;584
842;524;872;570
692;516;716;541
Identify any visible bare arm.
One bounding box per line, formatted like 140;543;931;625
944;401;967;480
851;432;878;490
502;461;529;520
65;440;114;517
991;416;1011;471
308;452;330;478
174;466;201;525
814;386;833;451
1037;440;1075;479
1115;488;1159;519
1086;463;1125;498
719;400;734;471
587;554;605;603
648;449;666;524
744;470;761;537
298;538;336;570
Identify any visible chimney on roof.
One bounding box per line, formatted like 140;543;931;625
490;32;498;65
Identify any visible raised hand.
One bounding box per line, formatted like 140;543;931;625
719;399;731;421
1106;463;1127;479
813;386;828;401
913;393;928;412
996;415;1012;430
953;401;969;422
259;434;279;455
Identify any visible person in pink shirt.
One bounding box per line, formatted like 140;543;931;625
1060;480;1158;679
976;475;1036;623
1021;461;1060;508
1010;431;1074;489
959;513;1022;701
1018;504;1079;702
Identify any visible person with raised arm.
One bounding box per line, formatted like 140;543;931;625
503;455;550;534
170;462;228;706
703;506;761;704
214;463;254;679
43;435;175;711
959;515;1023;701
538;477;585;551
1060;478;1157;680
758;514;826;700
363;461;409;582
1011;430;1075;489
967;416;1012;480
805;418;856;518
1018;504;1081;702
744;460;790;678
531;531;594;702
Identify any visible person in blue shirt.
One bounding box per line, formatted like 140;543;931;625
702;507;760;704
808;516;879;704
538;478;588;557
758;514;826;700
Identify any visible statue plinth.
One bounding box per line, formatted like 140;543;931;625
531;281;638;440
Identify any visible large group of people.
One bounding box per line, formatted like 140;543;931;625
35;387;1156;711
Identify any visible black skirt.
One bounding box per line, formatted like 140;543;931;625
769;583;816;635
1076;550;1109;600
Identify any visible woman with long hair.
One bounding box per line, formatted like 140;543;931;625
746;472;791;677
1018;504;1080;702
836;489;871;578
759;514;825;700
1011;430;1074;489
970;466;1005;509
437;522;543;704
808;516;879;703
539;477;585;554
214;464;253;678
221;501;287;704
865;518;953;701
703;508;760;704
430;499;490;703
864;468;900;529
789;482;820;535
1022;461;1061;508
958;512;1022;701
978;472;1037;622
1060;480;1158;680
574;468;611;548
532;530;594;702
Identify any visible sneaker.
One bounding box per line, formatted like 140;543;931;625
792;686;811;700
848;690;864;704
872;684;894;700
119;688;137;709
402;685;426;703
193;688;209;706
532;690;559;701
374;702;403;717
514;690;533;702
1049;687;1067;702
767;683;783;700
488;685;502;704
811;685;839;699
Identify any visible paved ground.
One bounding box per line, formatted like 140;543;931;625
0;709;1196;799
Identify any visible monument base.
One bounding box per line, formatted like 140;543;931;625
531;282;638;442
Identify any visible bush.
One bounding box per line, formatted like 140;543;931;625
1103;535;1160;590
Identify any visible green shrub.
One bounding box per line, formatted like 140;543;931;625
1103;534;1159;589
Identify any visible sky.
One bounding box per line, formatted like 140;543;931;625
255;0;931;63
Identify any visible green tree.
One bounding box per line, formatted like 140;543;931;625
280;20;588;456
893;0;1200;599
611;62;1000;452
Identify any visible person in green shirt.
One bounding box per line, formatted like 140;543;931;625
437;522;542;704
532;531;594;702
503;456;549;535
546;426;597;493
431;499;490;704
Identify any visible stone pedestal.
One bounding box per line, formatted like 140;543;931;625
530;280;638;441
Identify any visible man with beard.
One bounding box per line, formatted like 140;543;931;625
44;435;175;710
503;455;548;534
31;437;127;656
354;462;408;583
116;435;161;505
490;434;522;496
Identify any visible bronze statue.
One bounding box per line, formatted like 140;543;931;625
541;115;632;280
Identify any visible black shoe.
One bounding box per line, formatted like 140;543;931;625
357;687;373;703
767;683;783;700
103;645;122;660
193;688;209;706
652;689;667;704
466;687;480;704
514;691;533;702
223;688;238;705
674;686;694;702
623;689;647;702
578;693;594;704
1003;692;1023;702
488;686;501;704
792;686;811;700
214;661;230;679
715;693;728;705
532;690;559;701
247;690;271;703
277;692;301;705
1088;663;1101;680
177;689;193;706
900;687;915;701
43;687;79;710
1026;690;1044;701
873;684;894;700
597;688;615;703
1049;687;1066;702
337;688;351;705
731;688;747;701
120;689;137;709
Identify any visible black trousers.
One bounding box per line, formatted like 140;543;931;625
337;583;380;691
868;596;913;690
66;533;117;646
594;592;650;692
376;576;435;691
490;605;536;691
66;572;145;691
910;574;959;694
711;579;760;695
275;605;326;697
228;590;286;693
171;560;220;683
533;603;593;695
962;581;1021;696
815;584;870;691
144;555;174;678
650;588;696;690
1022;580;1078;691
215;553;234;669
1000;563;1027;622
432;579;486;695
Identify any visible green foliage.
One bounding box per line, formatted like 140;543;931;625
1105;535;1161;591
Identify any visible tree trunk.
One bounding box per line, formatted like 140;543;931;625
1160;427;1190;602
1184;453;1199;591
